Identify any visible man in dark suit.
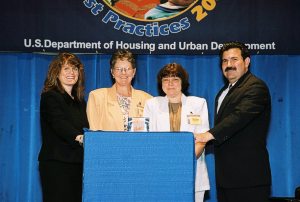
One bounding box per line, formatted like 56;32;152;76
195;41;271;202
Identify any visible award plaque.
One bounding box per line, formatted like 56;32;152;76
127;117;149;132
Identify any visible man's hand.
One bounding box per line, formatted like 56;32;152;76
194;132;214;143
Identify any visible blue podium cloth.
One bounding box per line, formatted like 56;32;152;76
83;131;196;202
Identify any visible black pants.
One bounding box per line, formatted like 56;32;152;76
217;185;271;202
39;161;83;202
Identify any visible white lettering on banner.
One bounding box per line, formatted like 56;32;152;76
210;42;276;51
179;42;208;50
44;39;51;48
211;42;223;50
158;42;176;50
35;39;42;48
115;41;156;53
23;39;102;51
23;39;277;52
245;42;276;51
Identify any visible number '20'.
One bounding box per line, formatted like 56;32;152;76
191;0;216;22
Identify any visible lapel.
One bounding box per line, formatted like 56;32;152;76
129;87;142;117
157;96;171;131
215;85;228;116
107;84;124;126
180;94;190;131
215;71;252;120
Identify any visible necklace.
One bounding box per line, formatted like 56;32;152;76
117;93;131;131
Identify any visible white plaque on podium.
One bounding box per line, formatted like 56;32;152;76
127;117;149;132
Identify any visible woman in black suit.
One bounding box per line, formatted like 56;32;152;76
38;53;89;202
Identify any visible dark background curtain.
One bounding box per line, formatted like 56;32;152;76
0;53;299;202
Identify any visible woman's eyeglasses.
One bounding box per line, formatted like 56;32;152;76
114;67;134;74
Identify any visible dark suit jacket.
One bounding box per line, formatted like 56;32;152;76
209;71;271;188
38;89;89;163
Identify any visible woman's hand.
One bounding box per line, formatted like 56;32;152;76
195;142;206;159
75;134;84;146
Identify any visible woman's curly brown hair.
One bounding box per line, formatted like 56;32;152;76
42;52;85;100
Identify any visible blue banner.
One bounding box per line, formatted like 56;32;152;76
1;0;299;54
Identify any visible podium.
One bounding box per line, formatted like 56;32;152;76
82;131;196;202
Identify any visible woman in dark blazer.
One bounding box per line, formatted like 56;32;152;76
38;52;89;202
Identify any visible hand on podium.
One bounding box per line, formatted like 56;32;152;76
75;134;84;146
194;131;214;143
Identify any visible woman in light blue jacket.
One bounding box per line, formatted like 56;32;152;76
143;63;210;202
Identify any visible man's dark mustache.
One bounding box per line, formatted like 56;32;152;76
225;67;236;72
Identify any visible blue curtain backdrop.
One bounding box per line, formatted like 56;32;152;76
0;53;299;202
